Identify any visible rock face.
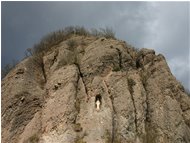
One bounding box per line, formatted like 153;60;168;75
2;35;190;143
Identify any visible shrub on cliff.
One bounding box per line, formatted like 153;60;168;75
25;26;115;58
2;60;18;79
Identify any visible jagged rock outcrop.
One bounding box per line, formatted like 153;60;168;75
2;35;190;143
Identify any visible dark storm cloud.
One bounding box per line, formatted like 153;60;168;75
1;1;149;65
1;2;189;90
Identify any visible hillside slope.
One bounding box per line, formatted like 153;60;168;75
2;35;190;143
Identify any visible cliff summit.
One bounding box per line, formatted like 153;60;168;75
2;27;190;143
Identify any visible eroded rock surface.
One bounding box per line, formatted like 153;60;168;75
2;36;190;143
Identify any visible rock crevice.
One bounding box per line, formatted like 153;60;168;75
127;77;138;134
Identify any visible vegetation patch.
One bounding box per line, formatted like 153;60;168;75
127;78;136;94
90;27;115;39
25;26;116;60
103;129;122;143
2;60;18;79
67;39;78;51
2;26;116;79
74;131;87;143
112;66;121;72
104;130;112;143
74;123;83;132
24;134;39;143
75;97;80;113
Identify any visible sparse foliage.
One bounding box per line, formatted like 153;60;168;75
3;26;116;80
113;66;121;72
99;27;115;39
90;28;100;37
24;134;39;143
128;78;136;94
26;30;65;57
25;26;116;59
67;40;78;51
2;60;18;79
74;26;89;36
104;129;122;143
22;26;116;75
130;46;139;52
91;27;116;39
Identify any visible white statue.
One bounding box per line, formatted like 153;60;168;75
96;100;101;111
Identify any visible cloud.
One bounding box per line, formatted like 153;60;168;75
141;2;190;90
1;2;189;90
168;58;190;88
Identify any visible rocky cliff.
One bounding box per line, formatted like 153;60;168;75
2;35;190;143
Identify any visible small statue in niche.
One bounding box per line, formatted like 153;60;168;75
95;94;102;111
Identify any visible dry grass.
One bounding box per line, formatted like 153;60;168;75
67;39;78;51
3;26;116;79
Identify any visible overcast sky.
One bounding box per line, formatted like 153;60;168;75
1;2;190;90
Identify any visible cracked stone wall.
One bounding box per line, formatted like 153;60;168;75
2;35;190;143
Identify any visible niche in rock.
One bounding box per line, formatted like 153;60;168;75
95;94;102;111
